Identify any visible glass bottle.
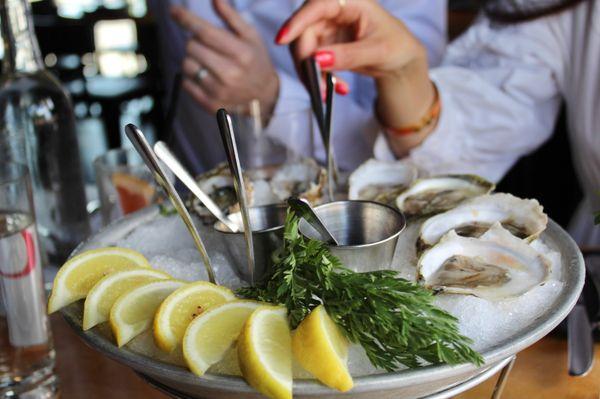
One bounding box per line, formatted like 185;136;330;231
0;0;90;263
0;162;58;398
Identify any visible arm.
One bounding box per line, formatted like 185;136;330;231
377;17;564;182
270;0;446;170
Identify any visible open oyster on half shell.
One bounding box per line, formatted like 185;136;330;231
417;193;548;252
190;159;327;221
190;163;279;220
417;223;550;300
348;159;417;205
396;175;495;218
270;158;327;205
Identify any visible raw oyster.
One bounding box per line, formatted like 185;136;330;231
191;163;278;219
348;159;417;205
396;175;495;217
270;158;326;204
418;223;550;300
417;193;548;252
191;159;326;219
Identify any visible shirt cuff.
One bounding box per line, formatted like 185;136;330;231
373;71;482;178
373;134;397;161
405;72;464;173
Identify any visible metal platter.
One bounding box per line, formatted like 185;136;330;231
61;207;584;399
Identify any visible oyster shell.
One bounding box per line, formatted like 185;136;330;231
417;193;548;252
348;159;417;205
270;158;326;204
418;223;550;300
191;163;278;219
191;159;326;220
396;175;495;217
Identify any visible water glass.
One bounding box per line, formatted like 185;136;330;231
232;101;315;170
0;162;58;398
0;131;25;164
94;148;157;226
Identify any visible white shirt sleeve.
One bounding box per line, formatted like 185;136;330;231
377;16;564;183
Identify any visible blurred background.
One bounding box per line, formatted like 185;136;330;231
1;0;581;228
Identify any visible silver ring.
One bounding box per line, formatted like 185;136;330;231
195;67;209;83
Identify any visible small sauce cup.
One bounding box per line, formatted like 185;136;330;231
298;200;406;272
214;204;287;283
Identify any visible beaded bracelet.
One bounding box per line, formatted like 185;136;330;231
384;83;441;136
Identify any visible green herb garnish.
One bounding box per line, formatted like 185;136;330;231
237;210;483;371
159;203;177;216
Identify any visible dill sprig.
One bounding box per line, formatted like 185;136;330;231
237;209;483;371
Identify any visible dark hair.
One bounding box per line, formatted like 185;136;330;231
483;0;590;22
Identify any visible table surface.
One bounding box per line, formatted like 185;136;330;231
52;314;600;399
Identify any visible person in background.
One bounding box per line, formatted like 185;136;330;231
148;0;447;173
276;0;600;247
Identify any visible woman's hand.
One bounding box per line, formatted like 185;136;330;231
276;0;437;157
172;0;279;118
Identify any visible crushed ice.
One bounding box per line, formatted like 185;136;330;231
111;213;565;376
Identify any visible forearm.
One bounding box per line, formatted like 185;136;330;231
375;48;437;158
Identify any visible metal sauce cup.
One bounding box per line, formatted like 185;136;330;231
214;204;287;283
298;200;406;272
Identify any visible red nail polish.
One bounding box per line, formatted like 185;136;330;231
275;24;290;44
335;81;350;96
314;50;335;69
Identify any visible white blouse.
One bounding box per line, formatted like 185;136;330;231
376;0;600;245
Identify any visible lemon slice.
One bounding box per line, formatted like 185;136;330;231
48;247;150;313
110;280;185;347
292;305;353;392
182;300;262;376
238;305;292;399
154;281;236;353
82;268;171;330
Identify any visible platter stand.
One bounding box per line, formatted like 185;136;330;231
137;356;517;399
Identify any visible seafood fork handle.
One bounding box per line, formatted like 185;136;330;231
124;124;216;284
216;109;256;283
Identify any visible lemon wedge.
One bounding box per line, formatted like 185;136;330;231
182;300;262;376
154;281;236;352
82;268;170;330
238;305;292;399
110;280;184;347
48;247;150;313
292;305;353;392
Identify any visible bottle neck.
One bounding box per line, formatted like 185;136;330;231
0;0;44;74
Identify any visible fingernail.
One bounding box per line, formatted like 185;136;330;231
315;50;335;69
275;24;290;44
335;80;349;95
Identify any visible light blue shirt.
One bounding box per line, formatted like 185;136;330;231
150;0;447;173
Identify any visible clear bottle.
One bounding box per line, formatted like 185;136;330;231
0;0;90;263
0;162;57;398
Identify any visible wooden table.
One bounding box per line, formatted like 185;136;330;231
53;314;600;399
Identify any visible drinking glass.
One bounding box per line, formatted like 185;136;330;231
94;148;157;226
232;100;315;170
0;131;25;164
0;162;58;398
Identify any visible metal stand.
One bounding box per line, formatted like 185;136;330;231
423;356;516;399
137;356;518;399
491;356;517;399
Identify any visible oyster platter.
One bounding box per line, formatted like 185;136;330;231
51;158;584;399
